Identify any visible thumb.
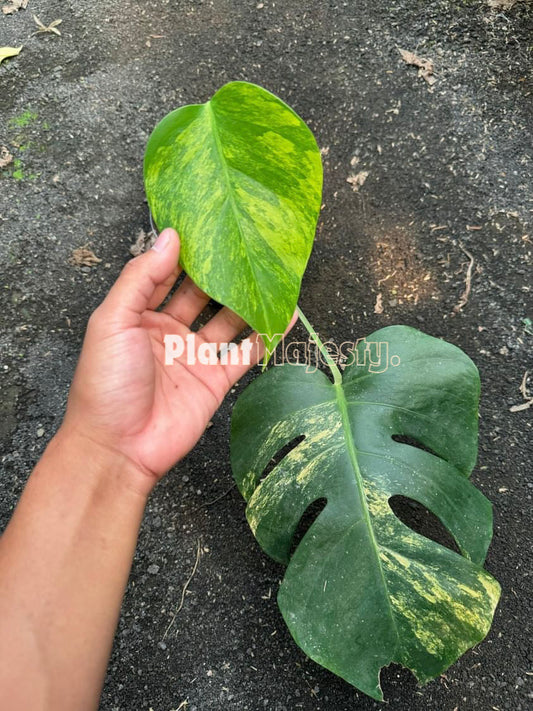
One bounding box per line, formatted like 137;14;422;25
99;228;180;328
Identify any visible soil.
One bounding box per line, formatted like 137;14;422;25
1;1;532;710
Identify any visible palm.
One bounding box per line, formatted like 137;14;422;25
66;232;278;480
128;310;237;473
70;246;263;480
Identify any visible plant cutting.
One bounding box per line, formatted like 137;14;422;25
144;81;500;700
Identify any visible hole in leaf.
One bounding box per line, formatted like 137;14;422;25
389;495;460;555
260;435;305;482
392;434;442;460
289;498;328;559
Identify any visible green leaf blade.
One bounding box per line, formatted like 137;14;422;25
230;326;500;699
144;81;323;346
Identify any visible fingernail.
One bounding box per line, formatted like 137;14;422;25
152;229;172;253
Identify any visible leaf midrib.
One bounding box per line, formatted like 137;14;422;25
204;100;275;335
333;379;399;649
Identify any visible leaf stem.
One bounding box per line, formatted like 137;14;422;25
296;306;343;385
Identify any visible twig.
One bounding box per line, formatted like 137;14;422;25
519;370;530;399
510;370;533;412
453;242;475;313
377;269;396;286
192;484;236;513
302;675;319;698
163;539;202;639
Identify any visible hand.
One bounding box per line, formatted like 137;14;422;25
61;228;292;493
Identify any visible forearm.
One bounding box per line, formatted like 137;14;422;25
0;427;149;711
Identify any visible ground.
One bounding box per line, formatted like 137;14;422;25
1;1;532;709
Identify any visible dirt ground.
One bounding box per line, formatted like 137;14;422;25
1;1;532;710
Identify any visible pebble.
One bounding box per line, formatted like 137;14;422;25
147;564;160;575
36;427;44;437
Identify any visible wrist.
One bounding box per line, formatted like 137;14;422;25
42;424;156;501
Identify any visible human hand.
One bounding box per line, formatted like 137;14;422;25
61;228;294;494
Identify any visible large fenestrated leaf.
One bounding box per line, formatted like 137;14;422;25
230;326;500;700
144;81;322;349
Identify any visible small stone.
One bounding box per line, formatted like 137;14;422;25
158;641;167;650
147;564;160;575
36;427;45;437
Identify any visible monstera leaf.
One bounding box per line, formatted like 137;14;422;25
144;81;323;350
231;326;500;699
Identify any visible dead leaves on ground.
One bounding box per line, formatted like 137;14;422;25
347;170;369;192
0;146;14;169
69;246;102;268
33;15;62;35
129;229;156;256
0;45;22;65
399;48;436;86
1;8;62;67
2;0;28;15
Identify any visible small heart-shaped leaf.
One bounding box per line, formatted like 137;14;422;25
144;81;323;349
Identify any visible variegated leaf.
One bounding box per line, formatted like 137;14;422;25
231;326;500;699
144;81;322;349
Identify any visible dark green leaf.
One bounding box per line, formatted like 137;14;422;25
231;326;500;699
144;81;323;349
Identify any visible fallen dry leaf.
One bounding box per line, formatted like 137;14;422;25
2;0;28;15
0;45;22;65
69;246;102;267
374;292;384;314
347;170;369;192
33;15;62;35
399;48;436;86
129;229;156;256
0;146;13;169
